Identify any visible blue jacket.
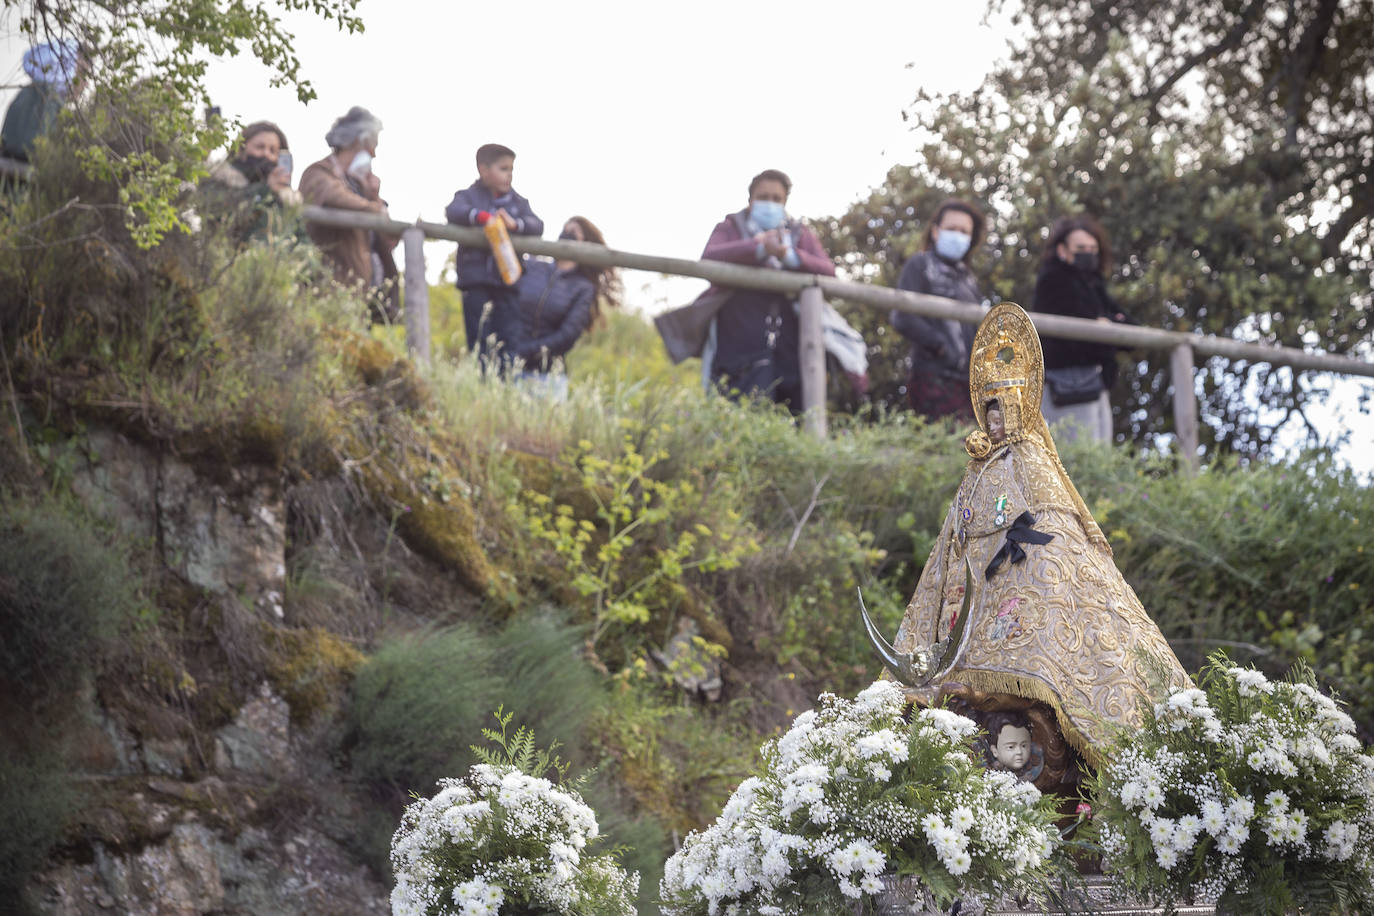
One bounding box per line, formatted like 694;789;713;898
505;258;596;371
444;179;543;288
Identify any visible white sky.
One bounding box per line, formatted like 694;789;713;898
1;1;1369;471
2;0;1015;303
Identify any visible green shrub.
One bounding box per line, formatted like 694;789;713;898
349;614;607;793
434;362;968;696
0;744;76;915
0;501;150;698
346;614;617;867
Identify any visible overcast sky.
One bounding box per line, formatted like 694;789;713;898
3;0;1015;303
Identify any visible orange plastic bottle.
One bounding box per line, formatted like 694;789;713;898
478;212;523;286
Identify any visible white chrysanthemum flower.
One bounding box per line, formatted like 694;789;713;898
946;849;973;875
916;707;980;742
1230;667;1273;697
1226;797;1255;824
1149;817;1176;848
1200;800;1226;836
1173;815;1202;853
1217;832;1243;855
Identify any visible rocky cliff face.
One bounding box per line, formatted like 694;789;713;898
25;428;392;915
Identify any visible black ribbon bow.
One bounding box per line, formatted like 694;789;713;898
985;511;1053;580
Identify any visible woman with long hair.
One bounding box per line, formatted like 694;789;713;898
201;120;301;243
502;215;621;397
1031;214;1135;443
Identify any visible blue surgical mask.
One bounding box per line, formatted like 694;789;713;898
934;229;972;261
750;200;785;231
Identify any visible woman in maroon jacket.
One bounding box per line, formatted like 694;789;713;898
698;169;836;409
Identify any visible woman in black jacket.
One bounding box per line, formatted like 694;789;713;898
501;215;620;397
890;198;985;421
1031;215;1134;443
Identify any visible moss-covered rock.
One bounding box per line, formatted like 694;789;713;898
261;626;365;727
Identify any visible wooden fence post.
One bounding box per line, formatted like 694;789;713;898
798;285;828;439
402;225;430;364
1170;342;1199;472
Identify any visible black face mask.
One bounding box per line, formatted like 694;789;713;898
236;154;275;182
1071;251;1099;272
558;230;579;241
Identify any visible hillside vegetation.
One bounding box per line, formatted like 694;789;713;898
1;120;1371;913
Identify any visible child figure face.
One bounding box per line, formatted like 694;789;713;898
478;155;515;195
993;724;1031;771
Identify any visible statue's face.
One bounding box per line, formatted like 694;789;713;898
986;408;1005;444
993;725;1031;770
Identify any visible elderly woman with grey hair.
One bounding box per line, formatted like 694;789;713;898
300;106;401;322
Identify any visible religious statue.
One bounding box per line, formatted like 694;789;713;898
864;302;1188;791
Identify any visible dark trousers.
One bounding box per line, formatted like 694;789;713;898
461;284;517;362
713;354;804;414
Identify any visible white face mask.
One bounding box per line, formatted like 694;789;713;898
346;151;373;177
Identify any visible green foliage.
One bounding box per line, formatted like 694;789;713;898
0;744;76;915
508;426;759;655
349;615;605;795
0;500;151;698
1;115;371;470
818;0;1373;456
9;0;363;246
567;310;701;392
349;615;691;910
471;705;573;784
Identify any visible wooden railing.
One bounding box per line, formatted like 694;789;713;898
298;205;1373;468
3;151;1365;467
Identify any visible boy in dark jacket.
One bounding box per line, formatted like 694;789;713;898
444;143;543;360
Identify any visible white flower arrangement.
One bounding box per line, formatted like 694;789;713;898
660;680;1062;915
1089;653;1374;914
389;710;638;916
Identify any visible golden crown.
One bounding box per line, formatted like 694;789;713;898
968;302;1044;432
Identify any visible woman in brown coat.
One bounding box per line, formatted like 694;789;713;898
299;106;401;322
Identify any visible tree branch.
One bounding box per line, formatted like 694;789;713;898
1321;160;1374;259
1141;0;1265;115
785;473;831;558
1283;0;1340;149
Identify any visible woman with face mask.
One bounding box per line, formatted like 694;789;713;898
1031;214;1136;444
685;169;843;409
201;121;302;243
498;216;622;398
299;106;402;324
890;199;986;422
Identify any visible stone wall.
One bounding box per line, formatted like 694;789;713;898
29;429;390;915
